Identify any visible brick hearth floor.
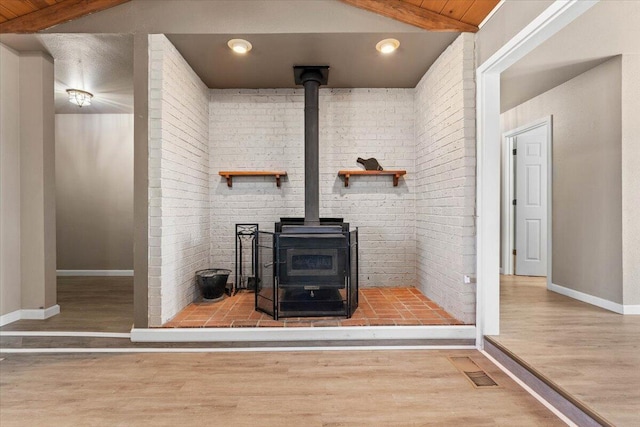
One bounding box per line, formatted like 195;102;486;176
163;287;463;328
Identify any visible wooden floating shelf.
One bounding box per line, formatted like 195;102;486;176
338;170;407;187
218;171;287;188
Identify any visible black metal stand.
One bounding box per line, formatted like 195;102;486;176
234;224;258;295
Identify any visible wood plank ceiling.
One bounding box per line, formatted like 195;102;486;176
0;0;499;33
339;0;500;32
0;0;130;33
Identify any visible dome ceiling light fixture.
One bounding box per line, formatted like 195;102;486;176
227;38;252;54
66;89;93;107
376;38;400;54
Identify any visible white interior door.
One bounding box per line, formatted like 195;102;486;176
515;124;548;276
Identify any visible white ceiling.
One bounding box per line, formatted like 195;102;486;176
3;0;638;115
501;0;640;112
0;33;133;114
0;0;457;114
1;30;456;113
166;32;458;89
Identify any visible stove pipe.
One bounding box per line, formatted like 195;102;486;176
294;66;329;225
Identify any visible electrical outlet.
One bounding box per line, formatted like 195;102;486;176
464;275;476;284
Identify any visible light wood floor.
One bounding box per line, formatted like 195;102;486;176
0;350;563;426
0;277;571;425
491;275;640;427
0;276;133;332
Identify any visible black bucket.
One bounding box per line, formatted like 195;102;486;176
195;269;231;301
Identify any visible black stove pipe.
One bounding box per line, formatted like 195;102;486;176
294;66;329;226
302;72;321;225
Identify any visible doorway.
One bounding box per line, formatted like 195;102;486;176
475;0;597;337
501;117;552;279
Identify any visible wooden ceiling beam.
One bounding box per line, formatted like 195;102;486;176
0;0;130;33
339;0;479;32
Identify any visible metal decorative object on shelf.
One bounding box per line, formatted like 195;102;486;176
356;157;383;171
235;224;259;295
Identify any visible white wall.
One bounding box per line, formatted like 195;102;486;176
0;44;22;317
475;0;554;66
621;54;640;306
209;88;416;287
207;34;477;324
19;52;57;311
149;32;478;324
1;47;57;322
47;0;421;35
502;57;623;304
55;114;134;270
415;34;477;324
148;35;210;326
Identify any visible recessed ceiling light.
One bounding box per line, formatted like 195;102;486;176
376;38;400;54
227;38;252;54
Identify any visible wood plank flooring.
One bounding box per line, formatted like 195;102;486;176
0;278;462;332
491;275;640;426
6;275;636;423
0;276;133;332
0;350;563;426
1;276;588;425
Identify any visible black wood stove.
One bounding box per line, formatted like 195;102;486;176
254;66;359;319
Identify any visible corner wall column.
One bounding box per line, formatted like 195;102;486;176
19;52;57;313
133;33;149;328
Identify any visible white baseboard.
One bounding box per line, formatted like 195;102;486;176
56;270;133;277
131;325;477;343
0;331;130;338
0;305;60;326
21;304;60;320
0;310;22;327
549;283;639;315
3;345;479;354
623;305;640;315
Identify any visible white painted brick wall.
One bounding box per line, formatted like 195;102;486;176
209;88;416;287
148;34;476;323
415;34;476;324
148;35;210;326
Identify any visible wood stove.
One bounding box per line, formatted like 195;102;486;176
277;218;347;287
255;219;358;319
253;66;359;319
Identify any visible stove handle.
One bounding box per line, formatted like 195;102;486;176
264;261;287;267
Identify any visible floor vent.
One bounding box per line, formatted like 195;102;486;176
448;356;500;388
